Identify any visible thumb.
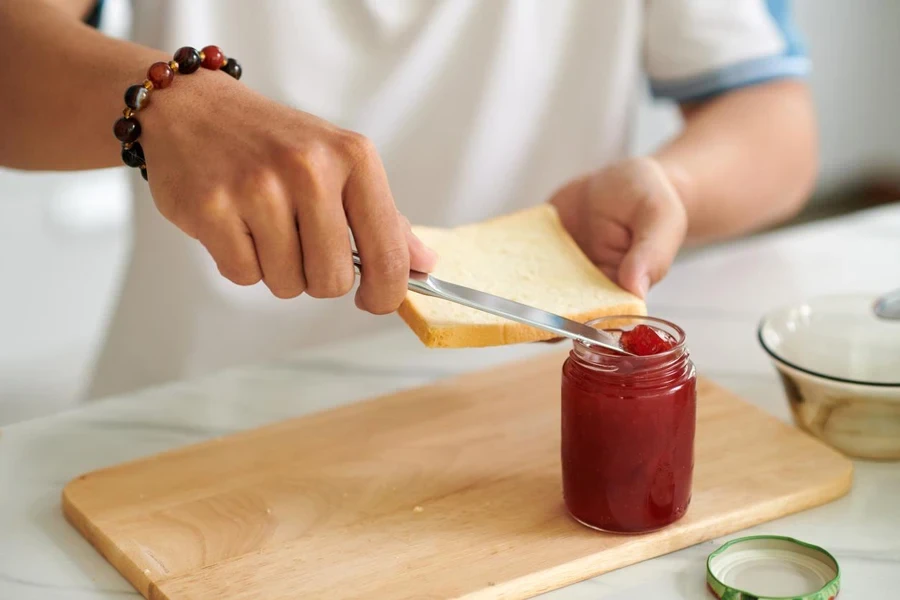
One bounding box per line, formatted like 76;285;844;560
400;213;439;273
618;205;685;299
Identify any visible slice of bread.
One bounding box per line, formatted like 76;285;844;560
397;204;646;348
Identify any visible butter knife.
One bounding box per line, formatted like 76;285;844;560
351;251;631;355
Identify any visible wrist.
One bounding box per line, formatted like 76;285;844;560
111;45;244;180
139;67;233;140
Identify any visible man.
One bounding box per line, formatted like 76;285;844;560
0;0;817;398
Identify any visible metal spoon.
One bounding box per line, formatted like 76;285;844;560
874;287;900;320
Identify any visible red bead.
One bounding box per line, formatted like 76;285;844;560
148;62;174;89
201;45;226;70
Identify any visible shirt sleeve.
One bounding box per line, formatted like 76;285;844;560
644;0;809;102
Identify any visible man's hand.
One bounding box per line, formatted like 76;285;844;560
140;70;437;314
550;81;816;302
0;1;439;315
549;157;687;299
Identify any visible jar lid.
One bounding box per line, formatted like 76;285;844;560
706;535;840;599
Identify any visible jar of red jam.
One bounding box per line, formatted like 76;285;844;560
561;316;696;533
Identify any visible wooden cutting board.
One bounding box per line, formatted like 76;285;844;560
63;352;853;600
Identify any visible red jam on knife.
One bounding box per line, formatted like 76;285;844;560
561;317;696;533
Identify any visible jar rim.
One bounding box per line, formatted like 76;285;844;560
573;315;686;362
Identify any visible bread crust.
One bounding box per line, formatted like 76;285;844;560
398;301;647;347
397;204;647;348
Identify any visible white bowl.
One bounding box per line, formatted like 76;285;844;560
758;293;900;460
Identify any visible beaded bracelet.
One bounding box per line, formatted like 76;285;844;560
112;45;243;182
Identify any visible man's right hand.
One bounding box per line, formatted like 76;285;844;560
140;69;437;314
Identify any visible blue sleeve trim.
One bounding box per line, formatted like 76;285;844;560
651;0;809;102
650;54;810;102
766;0;806;58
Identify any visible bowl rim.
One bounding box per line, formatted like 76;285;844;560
757;317;900;388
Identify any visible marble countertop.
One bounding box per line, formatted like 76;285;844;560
1;206;899;599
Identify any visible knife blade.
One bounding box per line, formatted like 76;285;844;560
352;251;631;354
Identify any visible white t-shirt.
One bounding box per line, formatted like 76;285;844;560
87;0;808;398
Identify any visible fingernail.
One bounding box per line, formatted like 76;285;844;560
637;275;651;298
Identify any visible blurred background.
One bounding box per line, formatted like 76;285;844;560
2;0;899;424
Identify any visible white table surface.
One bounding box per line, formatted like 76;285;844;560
1;206;899;599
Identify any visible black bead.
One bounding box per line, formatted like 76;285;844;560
221;58;242;80
124;85;150;111
113;117;141;143
174;46;201;74
140;166;149;181
121;142;145;168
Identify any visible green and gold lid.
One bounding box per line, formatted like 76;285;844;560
706;536;840;600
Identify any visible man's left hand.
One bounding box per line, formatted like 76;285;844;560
550;156;687;299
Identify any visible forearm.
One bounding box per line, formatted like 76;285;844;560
654;80;818;245
0;0;168;170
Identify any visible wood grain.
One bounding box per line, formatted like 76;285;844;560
62;352;853;600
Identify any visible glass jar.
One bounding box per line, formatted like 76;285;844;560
561;316;697;533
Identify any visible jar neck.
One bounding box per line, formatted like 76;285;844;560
568;342;692;389
571;343;690;375
567;316;693;388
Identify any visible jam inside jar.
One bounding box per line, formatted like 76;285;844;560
561;316;697;533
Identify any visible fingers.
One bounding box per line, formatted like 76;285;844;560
240;171;306;298
550;176;630;265
598;264;619;283
341;134;410;314
400;213;438;273
618;212;681;298
548;177;588;246
296;202;355;300
181;125;428;310
591;219;631;254
618;193;686;298
549;177;629;282
195;196;263;287
585;221;630;267
288;149;355;299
